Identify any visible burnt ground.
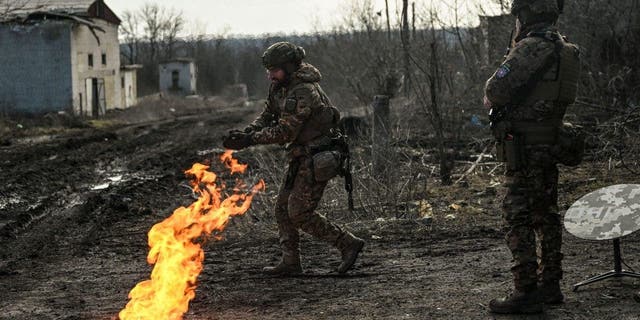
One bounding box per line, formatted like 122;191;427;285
1;99;639;320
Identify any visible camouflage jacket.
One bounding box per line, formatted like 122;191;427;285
248;63;340;147
484;25;579;122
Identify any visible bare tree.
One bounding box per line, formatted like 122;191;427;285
384;0;392;40
313;0;401;105
491;0;508;13
119;10;141;64
118;4;185;93
122;4;184;63
0;0;32;18
401;0;411;95
139;3;163;62
158;8;184;60
408;9;453;185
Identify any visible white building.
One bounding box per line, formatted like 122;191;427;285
159;58;197;96
0;0;140;116
120;64;142;109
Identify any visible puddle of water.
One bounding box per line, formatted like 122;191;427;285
108;175;123;182
129;172;164;181
91;183;111;191
90;170;165;191
197;148;225;156
13;135;56;145
0;195;21;210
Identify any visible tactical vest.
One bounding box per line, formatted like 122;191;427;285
295;82;340;145
492;31;584;169
269;81;340;146
523;34;581;106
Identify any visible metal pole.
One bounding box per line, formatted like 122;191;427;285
372;95;391;175
613;238;622;274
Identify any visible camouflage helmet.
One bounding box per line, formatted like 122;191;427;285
261;42;306;70
511;0;561;16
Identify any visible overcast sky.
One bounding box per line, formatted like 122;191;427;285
105;0;503;37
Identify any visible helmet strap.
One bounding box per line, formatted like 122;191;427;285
282;61;301;75
517;7;558;29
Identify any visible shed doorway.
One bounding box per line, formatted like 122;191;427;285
86;78;106;117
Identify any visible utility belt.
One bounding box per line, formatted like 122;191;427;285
286;135;337;159
284;132;355;210
492;120;561;171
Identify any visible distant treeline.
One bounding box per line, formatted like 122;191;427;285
121;0;640;116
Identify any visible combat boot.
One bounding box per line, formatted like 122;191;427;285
538;281;564;304
489;288;543;314
336;233;365;274
262;253;302;276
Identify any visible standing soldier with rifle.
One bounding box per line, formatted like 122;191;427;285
484;0;582;314
223;42;364;275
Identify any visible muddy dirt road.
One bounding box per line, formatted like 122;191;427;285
1;102;639;319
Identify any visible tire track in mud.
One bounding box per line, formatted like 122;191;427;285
3;105;640;319
0;109;253;244
0;106;261;319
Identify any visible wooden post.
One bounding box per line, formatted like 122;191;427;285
385;0;391;41
412;2;416;40
372;95;391;175
401;0;411;95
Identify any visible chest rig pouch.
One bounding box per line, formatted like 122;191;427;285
492;32;583;169
551;122;585;166
523;33;581;106
284;98;297;113
496;136;524;171
493;121;524;172
312;150;343;181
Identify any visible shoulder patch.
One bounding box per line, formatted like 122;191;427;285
496;64;511;79
291;84;315;98
284;98;297;113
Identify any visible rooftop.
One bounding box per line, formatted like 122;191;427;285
160;58;196;64
0;0;120;24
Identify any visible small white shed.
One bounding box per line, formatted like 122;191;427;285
120;64;142;108
159;58;197;96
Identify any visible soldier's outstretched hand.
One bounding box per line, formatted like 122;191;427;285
222;132;254;150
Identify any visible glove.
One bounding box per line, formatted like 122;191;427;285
222;132;254;150
243;127;255;134
228;127;254;136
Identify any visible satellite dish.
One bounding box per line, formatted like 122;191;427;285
564;184;640;291
565;184;640;240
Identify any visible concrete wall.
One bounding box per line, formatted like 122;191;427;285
159;61;197;95
120;69;137;108
0;21;73;114
71;19;121;116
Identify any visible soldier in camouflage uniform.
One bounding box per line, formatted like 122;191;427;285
484;0;580;314
223;42;365;275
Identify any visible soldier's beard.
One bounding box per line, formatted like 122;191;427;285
271;76;291;89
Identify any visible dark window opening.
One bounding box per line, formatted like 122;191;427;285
171;70;180;89
102;53;107;66
88;54;94;67
121;76;125;89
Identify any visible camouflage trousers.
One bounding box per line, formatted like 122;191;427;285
274;155;349;261
503;152;563;290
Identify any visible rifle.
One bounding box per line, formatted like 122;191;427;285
333;132;354;211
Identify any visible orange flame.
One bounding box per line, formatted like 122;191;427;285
220;149;248;175
119;150;264;320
